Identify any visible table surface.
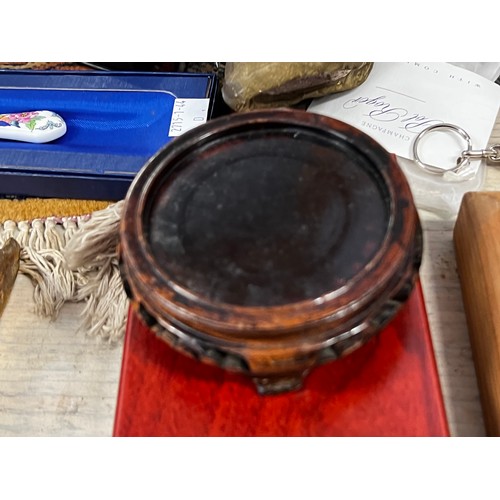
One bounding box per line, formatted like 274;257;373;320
1;101;499;437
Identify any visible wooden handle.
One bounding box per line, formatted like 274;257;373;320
0;238;20;318
454;191;500;435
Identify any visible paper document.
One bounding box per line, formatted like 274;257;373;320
308;62;500;169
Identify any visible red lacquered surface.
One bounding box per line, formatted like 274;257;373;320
113;282;449;436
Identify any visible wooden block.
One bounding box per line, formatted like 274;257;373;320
454;192;500;436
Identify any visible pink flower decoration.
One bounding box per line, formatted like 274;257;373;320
9;111;39;123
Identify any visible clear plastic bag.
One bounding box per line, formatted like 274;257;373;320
397;156;487;219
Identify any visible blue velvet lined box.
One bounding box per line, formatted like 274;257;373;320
0;70;218;200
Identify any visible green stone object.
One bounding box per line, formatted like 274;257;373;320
222;62;374;111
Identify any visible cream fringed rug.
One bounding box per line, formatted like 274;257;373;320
0;198;127;342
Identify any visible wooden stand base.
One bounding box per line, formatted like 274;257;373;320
113;282;449;437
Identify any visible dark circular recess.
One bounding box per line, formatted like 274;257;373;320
145;126;390;307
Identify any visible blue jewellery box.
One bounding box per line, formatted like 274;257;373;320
0;70;218;200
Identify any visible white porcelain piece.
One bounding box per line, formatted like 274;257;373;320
0;110;67;143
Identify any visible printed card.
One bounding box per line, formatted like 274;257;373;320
308;62;500;169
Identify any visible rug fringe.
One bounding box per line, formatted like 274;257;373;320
0;201;127;343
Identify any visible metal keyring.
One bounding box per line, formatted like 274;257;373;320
412;123;472;175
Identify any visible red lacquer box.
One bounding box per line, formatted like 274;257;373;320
113;282;449;437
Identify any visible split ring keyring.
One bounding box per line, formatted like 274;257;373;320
412;123;472;175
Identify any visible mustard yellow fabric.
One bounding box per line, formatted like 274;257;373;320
0;198;112;222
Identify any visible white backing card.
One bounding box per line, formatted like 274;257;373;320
308;62;500;218
309;62;500;168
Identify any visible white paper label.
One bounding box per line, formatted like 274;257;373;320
168;98;210;137
308;62;500;169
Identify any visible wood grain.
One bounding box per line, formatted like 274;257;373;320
0;275;123;436
453;192;500;435
1;77;499;437
418;214;490;436
114;284;449;437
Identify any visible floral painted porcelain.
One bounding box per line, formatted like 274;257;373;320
0;110;66;143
